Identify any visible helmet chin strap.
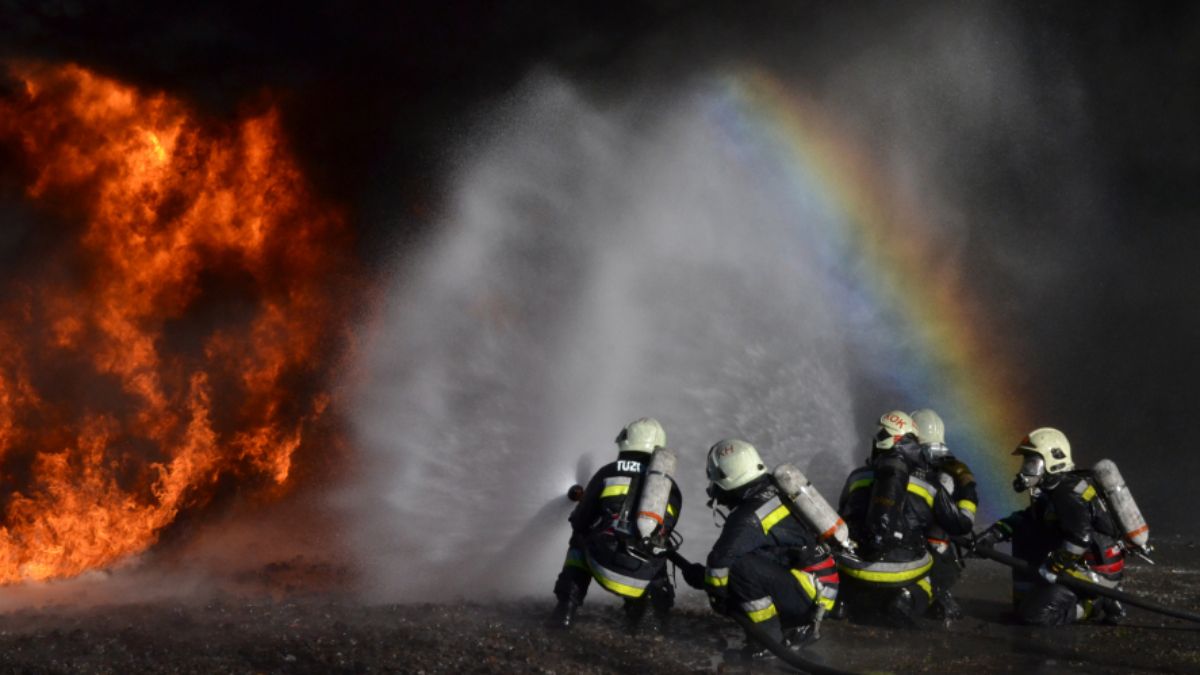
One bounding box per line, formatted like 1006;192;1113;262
705;484;728;527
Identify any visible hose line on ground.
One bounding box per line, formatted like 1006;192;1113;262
970;544;1200;625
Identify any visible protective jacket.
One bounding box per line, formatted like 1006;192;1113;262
561;451;682;599
928;455;979;540
993;470;1125;587
700;476;838;644
837;438;971;587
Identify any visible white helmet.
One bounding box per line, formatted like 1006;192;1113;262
706;439;768;491
910;409;945;445
874;410;916;450
1013;427;1073;474
911;408;949;462
615;417;666;454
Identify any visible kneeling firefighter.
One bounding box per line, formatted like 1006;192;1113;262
678;439;842;662
974;428;1150;625
836;410;973;625
911;408;979;620
550;417;683;630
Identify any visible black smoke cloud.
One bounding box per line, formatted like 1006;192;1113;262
2;0;1199;534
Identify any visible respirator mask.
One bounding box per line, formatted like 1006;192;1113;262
921;442;950;465
1013;453;1045;493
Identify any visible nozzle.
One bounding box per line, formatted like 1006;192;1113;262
567;484;584;501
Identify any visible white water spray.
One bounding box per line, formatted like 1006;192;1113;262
341;72;859;601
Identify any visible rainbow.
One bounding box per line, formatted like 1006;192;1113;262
709;68;1028;516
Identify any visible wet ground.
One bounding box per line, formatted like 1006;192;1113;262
0;537;1196;674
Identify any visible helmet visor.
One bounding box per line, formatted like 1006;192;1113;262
874;427;902;448
1013;454;1045;491
706;454;724;482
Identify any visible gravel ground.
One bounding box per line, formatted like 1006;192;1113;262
0;539;1197;674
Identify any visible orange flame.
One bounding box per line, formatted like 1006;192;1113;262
0;63;351;583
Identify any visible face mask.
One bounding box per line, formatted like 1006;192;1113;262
921;442;949;464
1012;454;1045;492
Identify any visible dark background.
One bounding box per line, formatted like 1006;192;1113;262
2;0;1199;532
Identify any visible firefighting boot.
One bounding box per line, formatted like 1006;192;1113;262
931;591;964;621
649;578;675;632
1099;598;1126;625
723;639;775;664
623;597;650;633
885;587;919;628
548;597;579;629
783;622;817;646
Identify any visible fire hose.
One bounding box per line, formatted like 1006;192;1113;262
665;551;857;675
967;543;1200;625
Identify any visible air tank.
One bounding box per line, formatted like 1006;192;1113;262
635;447;677;539
1093;459;1151;551
774;463;853;551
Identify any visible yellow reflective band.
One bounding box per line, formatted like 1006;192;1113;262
957;500;977;514
792;569;818;600
600;485;629;499
667;503;677;517
1081;485;1097;501
906;482;933;507
790;569;834;609
760;505;790;534
747;603;778;623
593;573;646;598
705;574;728;588
837;558;933;584
849;478;874;492
916;577;932;599
1080;598;1095;619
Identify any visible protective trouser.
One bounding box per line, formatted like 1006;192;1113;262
553;532;669;607
727;552;829;645
1017;582;1081;626
835;551;933;626
927;542;961;602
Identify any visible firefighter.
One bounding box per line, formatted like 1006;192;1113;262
975;428;1127;625
836;410;972;626
549;417;683;631
678;439;838;662
911;408;978;620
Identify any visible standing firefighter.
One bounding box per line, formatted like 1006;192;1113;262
975;428;1147;625
679;439;839;663
836;410;973;625
550;417;682;631
910;408;979;620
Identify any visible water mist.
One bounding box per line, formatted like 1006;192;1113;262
341;73;860;601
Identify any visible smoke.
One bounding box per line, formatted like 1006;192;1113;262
338;72;860;600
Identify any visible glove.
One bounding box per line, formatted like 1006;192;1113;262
1036;562;1058;584
786;543;831;569
1038;549;1075;584
681;562;706;590
972;525;1004;552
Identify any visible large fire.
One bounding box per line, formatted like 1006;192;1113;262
0;63;350;584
